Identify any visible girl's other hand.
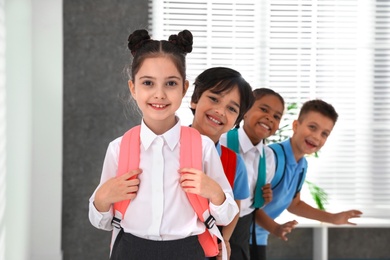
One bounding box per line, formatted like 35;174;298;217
179;167;225;206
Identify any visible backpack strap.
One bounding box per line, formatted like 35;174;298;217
269;142;306;194
227;128;239;153
113;125;141;224
226;128;266;209
180;126;220;257
252;148;266;208
180;127;210;223
220;145;237;189
268;143;286;189
112;125;221;258
297;161;307;192
110;125;141;256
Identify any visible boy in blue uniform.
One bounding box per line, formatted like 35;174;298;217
250;99;363;260
190;67;257;259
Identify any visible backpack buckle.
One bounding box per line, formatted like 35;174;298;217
112;216;121;229
204;215;216;229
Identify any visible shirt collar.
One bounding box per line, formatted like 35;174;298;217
281;138;305;166
140;117;181;151
215;142;222;156
238;127;264;156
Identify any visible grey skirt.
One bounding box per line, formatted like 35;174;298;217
110;229;204;260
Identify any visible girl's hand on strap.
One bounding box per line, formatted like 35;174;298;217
94;169;142;212
179;167;225;206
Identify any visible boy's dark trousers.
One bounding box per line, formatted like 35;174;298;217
249;211;267;260
250;244;266;260
229;213;253;260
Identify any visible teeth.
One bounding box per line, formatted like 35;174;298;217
151;104;166;108
208;116;221;125
307;140;316;147
260;123;270;130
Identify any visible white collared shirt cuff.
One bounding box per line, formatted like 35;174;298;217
89;201;114;231
209;192;238;226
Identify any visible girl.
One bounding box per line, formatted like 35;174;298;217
219;88;285;260
89;29;238;260
190;67;254;259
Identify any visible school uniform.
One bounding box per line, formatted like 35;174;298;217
216;142;250;200
220;128;275;260
89;119;238;259
249;138;307;259
206;143;250;260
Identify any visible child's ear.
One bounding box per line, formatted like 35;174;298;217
183;80;189;97
292;119;298;132
128;80;136;98
190;101;197;110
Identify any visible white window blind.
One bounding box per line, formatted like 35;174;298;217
150;0;262;126
150;0;390;218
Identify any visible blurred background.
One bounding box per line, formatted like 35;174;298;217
1;0;389;259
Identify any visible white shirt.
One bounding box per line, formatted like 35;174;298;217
89;118;238;240
220;128;275;217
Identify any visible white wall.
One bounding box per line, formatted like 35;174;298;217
0;0;6;259
5;0;62;259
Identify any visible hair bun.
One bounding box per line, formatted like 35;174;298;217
128;29;151;56
168;30;193;54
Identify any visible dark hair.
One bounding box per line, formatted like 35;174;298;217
253;87;285;109
190;67;254;125
298;99;339;124
127;29;193;84
233;87;284;130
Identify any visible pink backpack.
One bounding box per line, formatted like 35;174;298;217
111;125;219;257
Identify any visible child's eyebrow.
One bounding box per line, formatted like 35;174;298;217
166;76;182;80
138;75;182;80
260;103;283;115
308;121;332;133
138;75;155;80
230;100;240;108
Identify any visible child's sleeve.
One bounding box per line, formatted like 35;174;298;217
88;138;121;231
232;154;250;200
201;135;239;226
88;201;114;231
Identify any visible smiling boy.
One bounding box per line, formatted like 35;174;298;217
250;99;363;260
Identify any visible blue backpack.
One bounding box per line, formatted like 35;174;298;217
226;129;306;206
227;128;265;208
268;142;307;193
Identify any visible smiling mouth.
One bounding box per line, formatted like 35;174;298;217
150;103;168;109
259;122;270;131
305;139;317;148
207;115;222;125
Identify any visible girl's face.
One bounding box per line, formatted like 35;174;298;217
129;56;189;134
243;94;284;145
291;111;334;160
191;86;240;143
